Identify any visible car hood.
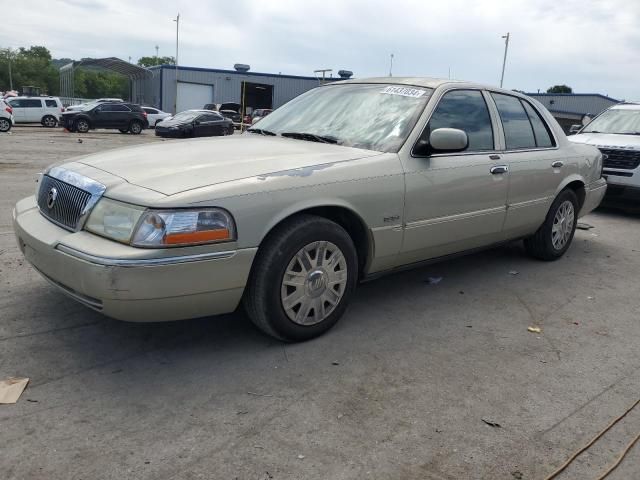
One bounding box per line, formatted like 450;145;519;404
569;133;640;150
74;135;382;196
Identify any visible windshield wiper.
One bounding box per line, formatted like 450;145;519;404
247;128;276;136
281;132;338;144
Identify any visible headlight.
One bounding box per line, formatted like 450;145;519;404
85;199;236;247
85;198;146;243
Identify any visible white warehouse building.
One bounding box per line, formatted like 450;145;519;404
131;64;352;114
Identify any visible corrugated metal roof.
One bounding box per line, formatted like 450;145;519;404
60;57;151;78
525;93;620;117
148;64;325;82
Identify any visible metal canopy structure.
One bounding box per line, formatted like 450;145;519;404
59;57;152;104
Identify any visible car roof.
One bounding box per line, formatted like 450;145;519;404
8;96;60;100
331;76;526;97
610;103;640;111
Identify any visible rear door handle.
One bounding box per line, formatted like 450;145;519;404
551;161;564;168
490;165;509;175
489;154;502;160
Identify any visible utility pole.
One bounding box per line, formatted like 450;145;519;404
173;13;180;113
389;53;394;77
155;45;159;65
6;48;13;91
500;32;510;88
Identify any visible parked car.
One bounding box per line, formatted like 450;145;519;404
143;107;172;127
155;110;234;137
219;109;243;129
5;96;63;127
13;78;606;341
66;98;124;112
0;99;14;132
569;103;640;202
60;102;148;134
203;103;218;111
251;108;273;124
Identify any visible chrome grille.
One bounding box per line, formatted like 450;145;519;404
37;175;92;230
599;148;640;170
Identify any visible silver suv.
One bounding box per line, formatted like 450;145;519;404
569;104;640;201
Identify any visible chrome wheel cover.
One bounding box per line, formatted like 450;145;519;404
551;200;575;250
77;120;89;132
280;240;348;326
43;116;56;127
131;123;141;133
0;118;9;131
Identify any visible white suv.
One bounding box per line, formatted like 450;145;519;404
6;96;64;127
0;99;14;132
569;103;640;201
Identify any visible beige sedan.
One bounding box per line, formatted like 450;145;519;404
13;78;607;341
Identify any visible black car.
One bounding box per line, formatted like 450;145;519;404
155;110;234;138
61;102;149;134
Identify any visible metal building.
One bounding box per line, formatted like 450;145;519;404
525;93;621;133
132;64;347;114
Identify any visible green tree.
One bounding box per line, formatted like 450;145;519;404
546;85;573;94
137;56;175;67
0;46;58;94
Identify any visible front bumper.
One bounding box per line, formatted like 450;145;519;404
580;177;607;217
13;196;257;322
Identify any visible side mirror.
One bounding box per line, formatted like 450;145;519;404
429;128;469;152
569;124;582;134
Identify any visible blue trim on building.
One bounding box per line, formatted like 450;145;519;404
153;64;322;82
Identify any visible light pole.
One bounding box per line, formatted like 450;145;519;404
173;13;180;113
155;45;159;65
389;53;394;77
500;32;510;88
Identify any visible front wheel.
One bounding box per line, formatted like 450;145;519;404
243;215;358;342
0;118;11;132
75;119;90;133
524;189;578;261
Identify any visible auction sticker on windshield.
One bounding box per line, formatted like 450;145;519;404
380;86;427;98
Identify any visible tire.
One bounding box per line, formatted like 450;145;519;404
129;121;143;135
0;117;11;132
42;115;57;128
75;118;90;133
228;126;235;135
243;214;358;342
118;128;129;134
524;189;579;261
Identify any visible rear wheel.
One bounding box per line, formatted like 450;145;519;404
42;115;57;128
243;215;358;342
75;119;90;133
0;118;11;132
524;189;578;261
129;121;143;135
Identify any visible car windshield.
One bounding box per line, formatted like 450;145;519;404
172;111;199;121
249;83;432;152
583;108;640;134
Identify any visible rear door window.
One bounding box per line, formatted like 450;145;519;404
491;93;537;150
102;104;131;112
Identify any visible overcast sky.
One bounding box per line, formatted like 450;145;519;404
3;0;639;99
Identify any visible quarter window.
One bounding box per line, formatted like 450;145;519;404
420;90;494;152
522;101;555;148
143;108;157;114
45;100;58;108
491;93;537;149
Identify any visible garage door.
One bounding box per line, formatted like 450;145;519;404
176;83;213;113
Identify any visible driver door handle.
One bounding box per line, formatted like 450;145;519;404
490;165;509;175
551;161;564;168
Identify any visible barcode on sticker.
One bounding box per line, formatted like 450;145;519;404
381;86;426;98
